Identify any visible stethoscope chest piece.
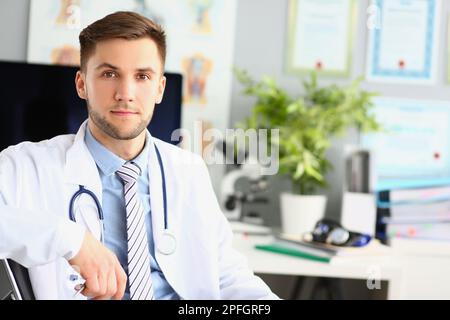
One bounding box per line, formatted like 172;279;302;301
157;229;177;255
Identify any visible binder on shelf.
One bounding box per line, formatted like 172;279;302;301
377;185;450;241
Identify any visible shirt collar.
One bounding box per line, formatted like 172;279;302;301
84;126;150;176
131;133;150;176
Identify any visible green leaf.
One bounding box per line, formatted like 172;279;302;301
293;162;305;179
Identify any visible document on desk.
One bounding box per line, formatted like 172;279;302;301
255;235;336;263
255;234;391;263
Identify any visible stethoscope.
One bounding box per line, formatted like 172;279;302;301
68;144;177;255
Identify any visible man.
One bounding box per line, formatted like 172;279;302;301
0;11;278;300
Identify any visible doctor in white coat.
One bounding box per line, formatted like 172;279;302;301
0;11;278;300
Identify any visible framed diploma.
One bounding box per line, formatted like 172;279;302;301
447;13;450;83
361;97;450;191
286;0;356;77
366;0;441;85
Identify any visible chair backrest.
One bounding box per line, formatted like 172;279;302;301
0;259;35;300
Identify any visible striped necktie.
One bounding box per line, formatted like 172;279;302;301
116;162;154;300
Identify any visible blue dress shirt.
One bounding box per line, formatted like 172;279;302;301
84;126;179;300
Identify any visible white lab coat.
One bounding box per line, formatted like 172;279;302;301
0;121;278;300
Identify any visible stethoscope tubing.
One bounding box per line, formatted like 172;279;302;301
69;185;104;222
154;144;168;230
68;144;168;236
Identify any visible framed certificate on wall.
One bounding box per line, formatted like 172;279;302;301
361;97;450;191
447;13;450;83
366;0;441;85
285;0;356;77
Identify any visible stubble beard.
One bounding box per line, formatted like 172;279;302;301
86;100;151;140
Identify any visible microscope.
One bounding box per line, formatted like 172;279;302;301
218;140;270;223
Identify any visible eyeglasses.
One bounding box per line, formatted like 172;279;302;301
308;219;372;247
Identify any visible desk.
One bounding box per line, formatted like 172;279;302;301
233;233;450;299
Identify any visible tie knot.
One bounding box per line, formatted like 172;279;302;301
116;162;141;184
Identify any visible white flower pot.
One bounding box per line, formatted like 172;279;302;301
280;193;327;236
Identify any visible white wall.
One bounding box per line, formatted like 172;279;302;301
0;0;29;62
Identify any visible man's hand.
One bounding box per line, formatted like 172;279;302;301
68;231;127;300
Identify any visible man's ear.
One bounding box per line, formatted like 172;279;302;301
156;75;166;104
75;70;87;100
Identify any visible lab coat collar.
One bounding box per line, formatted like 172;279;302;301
63;120;104;242
64;120;102;190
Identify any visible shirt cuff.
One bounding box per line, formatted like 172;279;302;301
56;219;86;261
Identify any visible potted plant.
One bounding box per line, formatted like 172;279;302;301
235;69;381;235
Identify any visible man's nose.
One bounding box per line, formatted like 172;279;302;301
114;79;136;102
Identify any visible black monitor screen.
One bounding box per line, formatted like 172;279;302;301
0;61;182;152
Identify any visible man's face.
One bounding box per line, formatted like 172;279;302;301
75;37;166;140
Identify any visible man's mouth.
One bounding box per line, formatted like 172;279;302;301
111;110;139;116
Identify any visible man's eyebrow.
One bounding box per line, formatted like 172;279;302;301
136;67;156;74
95;63;156;74
95;63;118;70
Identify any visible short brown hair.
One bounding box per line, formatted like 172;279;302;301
79;11;166;72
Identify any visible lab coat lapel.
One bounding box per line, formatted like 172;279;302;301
63;120;103;240
147;136;192;299
147;136;165;249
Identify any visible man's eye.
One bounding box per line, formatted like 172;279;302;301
137;74;150;80
103;71;117;78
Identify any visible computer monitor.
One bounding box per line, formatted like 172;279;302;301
361;97;450;192
0;61;182;152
